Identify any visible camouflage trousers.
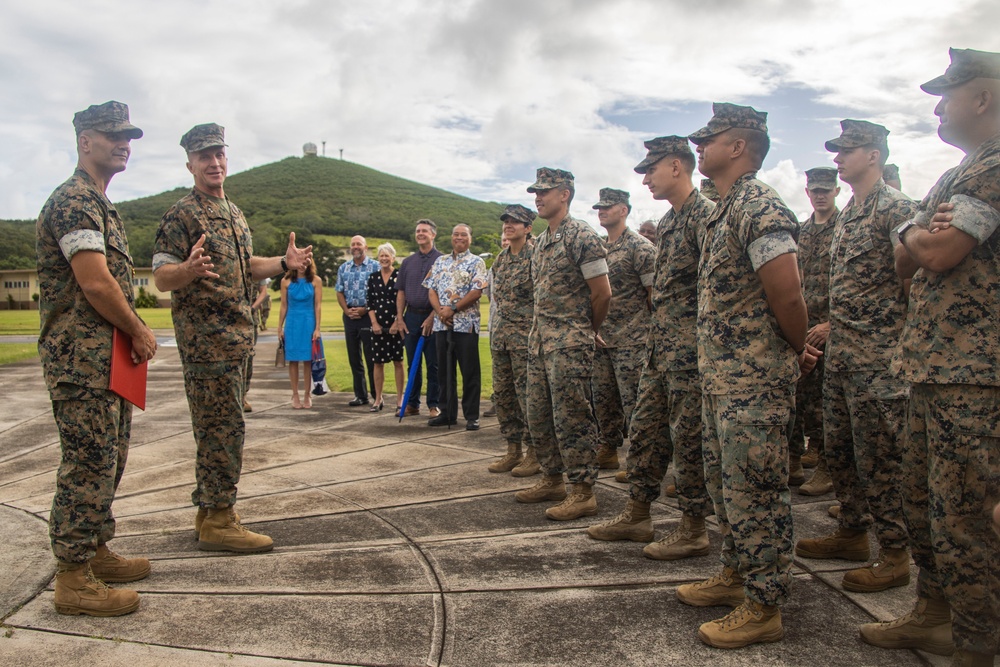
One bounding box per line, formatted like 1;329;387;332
823;370;908;549
182;357;250;509
626;361;710;516
491;344;531;448
904;383;999;655
49;389;131;564
527;346;599;485
592;344;644;451
789;354;825;457
703;388;795;607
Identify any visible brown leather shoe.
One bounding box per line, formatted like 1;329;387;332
405;405;420;416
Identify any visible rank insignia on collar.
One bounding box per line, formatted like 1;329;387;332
554;233;562;241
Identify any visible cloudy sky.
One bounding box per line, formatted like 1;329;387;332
2;0;998;229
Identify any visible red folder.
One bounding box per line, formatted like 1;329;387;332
110;328;148;410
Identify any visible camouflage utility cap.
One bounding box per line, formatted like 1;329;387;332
181;123;227;153
688;103;768;144
634;135;693;173
500;204;536;225
921;47;1000;95
592;187;630;209
73;101;143;139
700;179;720;201
824;119;889;152
527;167;574;193
883;163;900;182
805;167;838;191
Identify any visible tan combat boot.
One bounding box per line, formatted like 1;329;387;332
488;442;523;473
89;544;150;582
842;547;911;592
198;506;274;553
545;482;598;521
511;446;541;477
643;514;711;560
54;562;140;617
586;499;653;541
795;526;870;561
788;454;805;486
596;445;619;470
799;459;834;496
698;598;784;649
801;447;821;468
195;506;240;540
614;470;628;483
676;566;746;607
663;482;678;498
514;474;566;503
859;597;955;656
828;503;841;519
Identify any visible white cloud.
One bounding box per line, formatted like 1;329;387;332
1;0;998;226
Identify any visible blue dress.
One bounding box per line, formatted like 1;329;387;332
284;278;315;362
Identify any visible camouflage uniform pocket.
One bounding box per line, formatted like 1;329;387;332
943;429;997;516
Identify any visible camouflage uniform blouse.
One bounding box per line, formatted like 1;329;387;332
826;181;916;373
490;240;535;352
529;214;609;354
896;133;1000;386
650;189;713;372
600;227;655;348
153;189;255;363
698;172;800;395
797;210;838;328
36;169;136;398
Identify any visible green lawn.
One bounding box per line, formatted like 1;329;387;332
292;334;494;397
0;343;38;365
0;297;490;336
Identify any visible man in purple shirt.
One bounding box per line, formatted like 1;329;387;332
391;219;443;417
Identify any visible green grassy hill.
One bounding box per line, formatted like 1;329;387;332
2;156;507;273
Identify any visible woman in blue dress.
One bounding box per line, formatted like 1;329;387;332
279;259;322;408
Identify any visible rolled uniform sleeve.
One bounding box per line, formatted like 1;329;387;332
748;231;797;271
948;194;1000;244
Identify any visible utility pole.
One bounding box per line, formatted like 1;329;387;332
321;141;326;156
339;148;344;160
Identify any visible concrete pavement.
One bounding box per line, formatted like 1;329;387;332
0;341;946;666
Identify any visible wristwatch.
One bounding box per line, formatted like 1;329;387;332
280;256;288;272
896;220;918;244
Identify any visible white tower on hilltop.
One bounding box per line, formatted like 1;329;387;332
303;142;318;157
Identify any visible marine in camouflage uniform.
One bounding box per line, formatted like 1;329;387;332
487;204;537;474
37;101;156;616
680;103;813;649
586;136;714;559
591;188;654;470
795;121;916;593
516;168;611;521
790;167;839;492
861;48;1000;663
154;124;311;553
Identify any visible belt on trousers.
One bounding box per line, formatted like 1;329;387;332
407;307;432;315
